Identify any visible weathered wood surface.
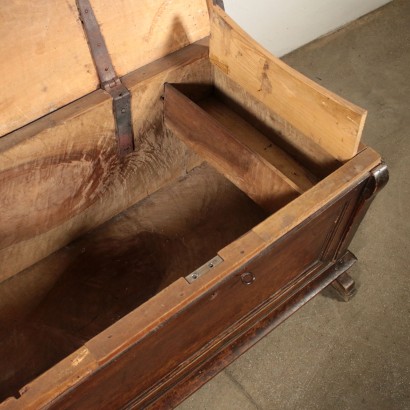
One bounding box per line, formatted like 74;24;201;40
36;169;371;410
0;347;98;410
0;0;99;137
164;84;301;213
0;0;210;138
0;3;385;408
0;164;266;403
0;148;381;409
198;95;316;191
83;149;381;368
146;252;358;409
209;6;367;162
89;0;210;77
213;68;341;177
253;147;381;245
0;41;211;284
331;271;357;302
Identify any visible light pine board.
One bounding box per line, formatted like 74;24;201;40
213;68;341;177
0;0;99;137
0;0;210;138
209;5;367;162
90;0;210;76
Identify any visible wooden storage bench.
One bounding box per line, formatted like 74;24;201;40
0;1;388;408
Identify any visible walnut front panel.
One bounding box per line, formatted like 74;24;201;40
48;179;367;410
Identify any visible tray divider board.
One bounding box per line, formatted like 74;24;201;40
208;5;367;162
197;96;316;191
164;84;301;213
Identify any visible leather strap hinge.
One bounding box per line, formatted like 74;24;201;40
76;0;134;157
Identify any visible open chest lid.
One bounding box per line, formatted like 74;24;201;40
0;0;212;138
1;0;366;160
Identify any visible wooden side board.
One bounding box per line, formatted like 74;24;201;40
0;164;267;402
0;148;382;409
56;196;354;409
164;84;300;212
0;41;211;284
252;147;381;245
146;252;358;409
209;6;367;162
213;68;341;177
197;96;316;191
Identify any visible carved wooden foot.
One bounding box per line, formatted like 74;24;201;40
325;251;357;302
331;271;357;302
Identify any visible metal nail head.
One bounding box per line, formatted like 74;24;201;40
241;272;256;285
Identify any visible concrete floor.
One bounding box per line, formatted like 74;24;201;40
177;1;410;409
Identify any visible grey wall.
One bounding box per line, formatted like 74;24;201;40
224;0;391;56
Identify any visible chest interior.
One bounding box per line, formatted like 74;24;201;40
0;2;373;405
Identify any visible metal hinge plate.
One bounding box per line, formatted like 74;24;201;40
76;0;134;157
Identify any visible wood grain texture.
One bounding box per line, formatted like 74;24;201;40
0;41;211;284
209;6;367;162
252;147;381;245
146;252;357;410
331;271;357;302
213;68;341;177
0;164;266;403
0;149;381;409
335;163;389;258
164;84;300;213
43;182;365;410
198;96;316;191
0;347;98;410
0;92;114;252
0;0;99;137
89;0;210;77
0;4;385;407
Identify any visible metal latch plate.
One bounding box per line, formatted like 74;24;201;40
185;256;224;284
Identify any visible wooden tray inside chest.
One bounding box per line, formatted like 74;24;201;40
0;2;385;409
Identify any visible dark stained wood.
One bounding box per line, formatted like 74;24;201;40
146;251;358;409
43;178;367;409
331;271;357;302
326;166;388;303
0;164;266;403
0;149;385;410
335;163;389;258
252;148;381;246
